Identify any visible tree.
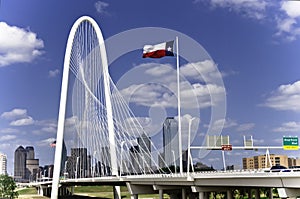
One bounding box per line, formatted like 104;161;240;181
0;175;19;199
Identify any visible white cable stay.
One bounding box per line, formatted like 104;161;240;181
59;18;172;181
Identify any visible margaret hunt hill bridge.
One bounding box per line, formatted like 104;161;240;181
26;16;300;199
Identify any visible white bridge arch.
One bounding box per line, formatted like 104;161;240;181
50;16;169;198
51;16;116;198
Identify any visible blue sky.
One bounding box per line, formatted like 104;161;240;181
0;0;300;174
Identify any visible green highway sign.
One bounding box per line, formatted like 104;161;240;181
283;136;299;150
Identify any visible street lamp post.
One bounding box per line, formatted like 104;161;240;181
120;141;126;177
187;117;196;176
75;156;79;179
120;139;138;176
92;151;97;178
172;150;176;174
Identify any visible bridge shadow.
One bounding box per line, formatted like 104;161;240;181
59;196;107;199
59;195;127;199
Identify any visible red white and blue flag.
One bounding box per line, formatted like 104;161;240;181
143;40;174;58
50;140;56;147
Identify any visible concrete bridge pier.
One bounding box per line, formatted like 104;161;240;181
58;187;73;196
199;192;205;199
159;189;164;199
248;189;253;199
126;183;157;199
113;186;121;199
198;191;210;199
37;185;72;197
37;185;52;197
130;194;138;199
187;192;198;199
255;189;260;199
153;185;188;199
182;188;187;199
227;189;233;199
269;188;273;199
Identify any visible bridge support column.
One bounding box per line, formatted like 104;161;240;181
182;188;187;199
130;194;138;199
130;194;139;199
159;189;163;199
227;189;233;199
269;188;273;199
127;182;156;198
248;189;252;199
278;188;300;198
113;186;121;199
71;186;74;195
255;189;260;199
37;185;44;196
200;192;210;199
199;192;204;199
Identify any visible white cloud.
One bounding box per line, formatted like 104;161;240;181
95;1;109;14
1;108;35;126
120;81;225;109
273;121;300;132
34;120;57;134
274;1;300;41
48;69;60;78
196;0;300;42
0;143;11;150
1;108;27;120
273;138;283;144
275;17;300;41
145;63;174;77
175;114;200;148
0;135;17;141
0;128;20;134
0;22;44;67
121;83;176;108
236;123;255;132
10;116;34;126
41;126;56;133
222;118;238;128
281;1;300;18
36;137;56;147
253;138;265;144
263;80;300;112
206;118;237;131
277;18;296;33
119;61;225;109
205;119;255;134
208;157;220;162
180;60;223;83
198;0;268;20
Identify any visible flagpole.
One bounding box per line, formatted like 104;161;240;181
176;36;183;174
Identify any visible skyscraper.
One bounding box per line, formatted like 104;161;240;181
26;146;34;159
0;153;7;175
137;133;151;172
70;148;88;178
129;146;140;174
25;146;39;181
14;146;39;182
163;117;179;167
14;146;27;181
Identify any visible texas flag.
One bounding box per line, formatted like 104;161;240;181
50;140;56;147
143;40;174;58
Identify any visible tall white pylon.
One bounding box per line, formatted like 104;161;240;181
51;16;117;199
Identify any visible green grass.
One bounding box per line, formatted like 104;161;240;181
17;186;280;199
17;186;170;198
18;187;37;195
74;185;117;193
73;186;170;198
